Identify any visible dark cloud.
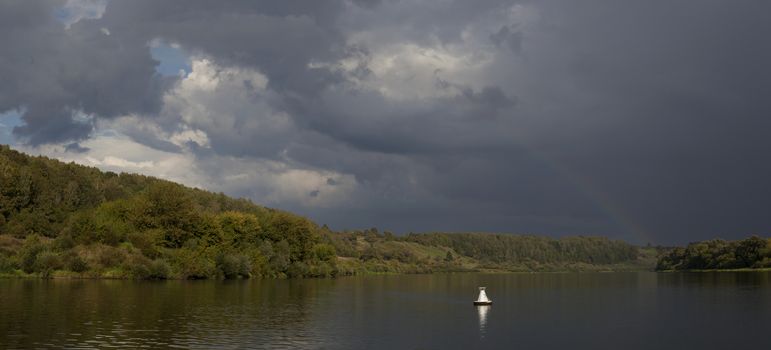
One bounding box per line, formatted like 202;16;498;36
98;0;349;95
0;1;171;145
64;142;90;153
4;0;771;244
490;25;523;53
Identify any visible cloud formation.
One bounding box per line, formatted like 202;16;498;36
2;0;770;244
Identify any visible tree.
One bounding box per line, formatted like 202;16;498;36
217;211;262;247
736;236;765;267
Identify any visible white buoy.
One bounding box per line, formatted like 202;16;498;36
474;287;492;305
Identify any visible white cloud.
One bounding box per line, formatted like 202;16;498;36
317;3;541;102
353;41;492;100
90;156;154;169
168;127;210;149
160;58;294;158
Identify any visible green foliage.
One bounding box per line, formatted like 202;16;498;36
122;254;153;279
19;235;46;273
318;229;650;275
263;212;319;261
217;211;262;247
269;240;291;274
52;235;75;251
35;251;63;273
0;255;14;273
312;243;336;262
173;248;216;279
0;146;333;279
404;233;638;265
148;259;171;279
65;253;88;273
126;230;162;258
216;253;251;279
320;227;358;258
656;236;771;270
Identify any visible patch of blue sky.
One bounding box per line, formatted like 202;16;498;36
151;43;192;77
54;0;108;27
0;110;23;146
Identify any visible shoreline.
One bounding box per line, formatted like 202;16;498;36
0;267;674;281
6;267;770;281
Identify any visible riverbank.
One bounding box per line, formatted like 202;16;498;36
9;267;771;281
656;267;771;273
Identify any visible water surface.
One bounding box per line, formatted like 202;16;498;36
1;272;769;349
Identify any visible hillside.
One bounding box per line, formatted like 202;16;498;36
0;145;653;279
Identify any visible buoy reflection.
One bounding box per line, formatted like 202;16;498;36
477;305;490;333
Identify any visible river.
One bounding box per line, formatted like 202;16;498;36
1;272;769;349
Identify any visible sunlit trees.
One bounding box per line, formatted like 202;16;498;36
0;145;333;279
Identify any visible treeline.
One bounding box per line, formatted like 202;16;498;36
405;233;639;265
320;228;645;273
656;236;771;271
1;145;651;279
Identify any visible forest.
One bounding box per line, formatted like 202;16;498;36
0;145;760;279
655;236;771;270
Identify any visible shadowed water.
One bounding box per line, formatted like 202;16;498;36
1;272;769;349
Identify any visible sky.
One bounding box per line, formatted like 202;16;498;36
1;0;770;245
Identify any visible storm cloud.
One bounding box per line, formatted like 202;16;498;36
2;0;770;244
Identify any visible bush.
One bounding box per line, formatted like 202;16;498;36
307;261;336;277
269;240;291;272
148;259;170;279
0;255;16;273
34;251;62;274
19;235;46;273
216;253;251;279
286;261;308;278
127;230;162;258
66;253;89;273
756;257;771;268
123;255;153;279
312;243;336;262
174;248;216;279
95;245;126;268
52;235;75;251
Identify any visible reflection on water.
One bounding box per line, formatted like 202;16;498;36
477;305;491;334
0;272;769;349
0;279;325;349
